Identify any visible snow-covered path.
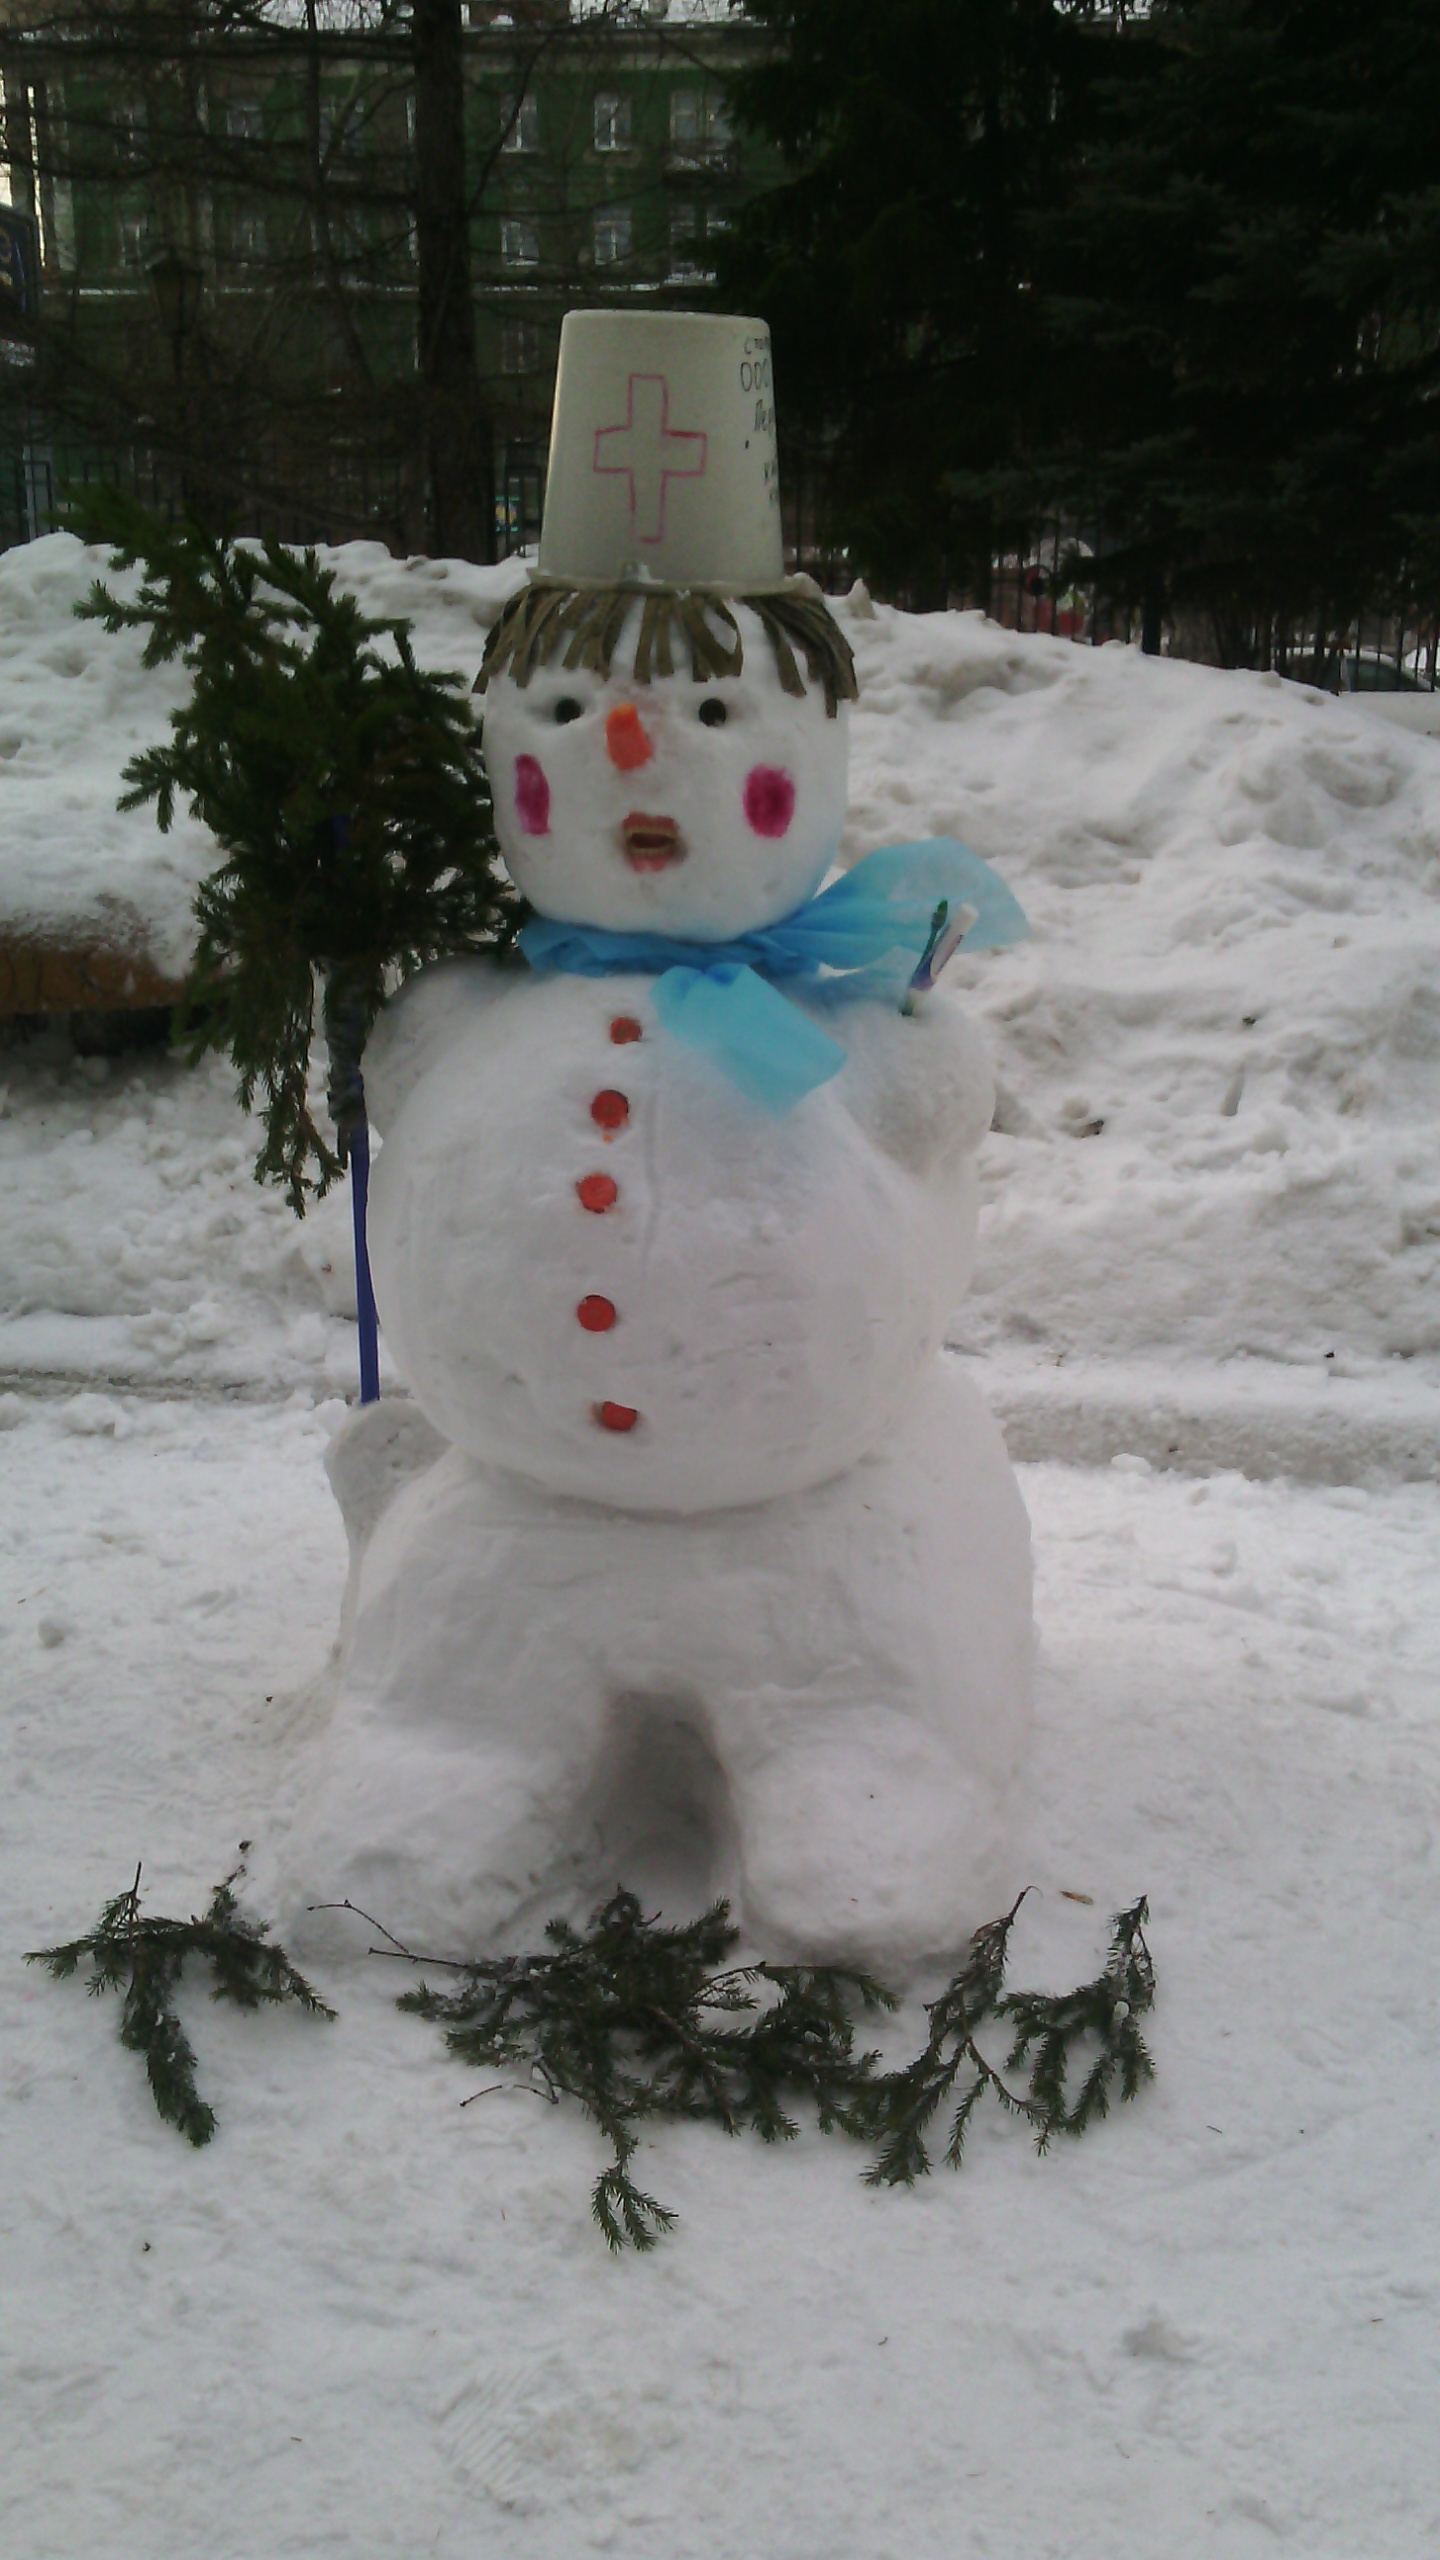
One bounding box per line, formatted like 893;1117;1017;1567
5;1392;1438;2560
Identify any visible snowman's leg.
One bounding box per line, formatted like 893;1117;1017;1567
673;1363;1033;1970
283;1447;668;1954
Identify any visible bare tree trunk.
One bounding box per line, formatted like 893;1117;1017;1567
411;0;490;562
303;0;377;394
1140;561;1164;657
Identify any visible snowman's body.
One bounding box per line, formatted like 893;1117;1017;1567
286;589;1033;1968
366;960;988;1513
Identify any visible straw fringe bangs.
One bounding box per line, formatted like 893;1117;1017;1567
476;580;858;718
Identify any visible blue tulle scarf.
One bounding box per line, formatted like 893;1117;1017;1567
519;838;1028;1114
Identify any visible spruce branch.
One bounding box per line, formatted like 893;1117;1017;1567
860;1893;1157;2185
28;1861;335;2146
856;1891;1041;2185
381;1888;893;2252
375;1886;1156;2248
30;1873;1155;2227
1000;1894;1156;2146
65;484;518;1212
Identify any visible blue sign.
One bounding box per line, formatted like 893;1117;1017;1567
0;208;39;332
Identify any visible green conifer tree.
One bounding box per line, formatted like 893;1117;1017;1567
1020;0;1440;663
719;0;1128;598
725;0;1440;658
68;485;516;1211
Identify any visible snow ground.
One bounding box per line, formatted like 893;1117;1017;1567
3;537;1439;2553
4;1398;1437;2558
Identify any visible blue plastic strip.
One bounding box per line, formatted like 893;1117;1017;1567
519;836;1029;1116
653;961;846;1113
349;1116;381;1406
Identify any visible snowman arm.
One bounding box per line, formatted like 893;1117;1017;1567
832;991;995;1174
361;955;510;1135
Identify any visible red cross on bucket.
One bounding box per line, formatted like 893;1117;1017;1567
592;373;707;544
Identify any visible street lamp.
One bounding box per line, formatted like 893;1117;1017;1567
147;247;204;519
147;246;203;382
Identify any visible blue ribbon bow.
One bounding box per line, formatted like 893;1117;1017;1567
519;839;1029;1114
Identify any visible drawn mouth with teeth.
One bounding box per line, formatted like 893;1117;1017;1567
621;814;684;872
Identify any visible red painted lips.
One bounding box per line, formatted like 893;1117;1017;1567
621;813;683;871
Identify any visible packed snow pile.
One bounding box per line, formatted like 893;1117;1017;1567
844;604;1440;1377
0;534;523;975
3;534;1439;1468
0;535;206;979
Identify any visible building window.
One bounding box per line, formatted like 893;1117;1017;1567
593;92;631;153
667;203;705;283
116;207;149;270
592;203;632;267
501;90;539;154
501;321;540;376
329;198;369;270
500;216;539;269
318;98;353;157
669;87;731;149
230;204;266;264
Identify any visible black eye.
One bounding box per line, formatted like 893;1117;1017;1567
698;698;728;727
553;697;584;724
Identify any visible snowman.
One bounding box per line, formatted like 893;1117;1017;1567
286;313;1033;1970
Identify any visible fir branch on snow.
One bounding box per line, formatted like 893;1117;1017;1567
29;1869;1154;2217
329;1887;894;2252
999;1894;1155;2143
857;1893;1156;2186
336;1885;1156;2250
65;485;518;1213
28;1860;335;2146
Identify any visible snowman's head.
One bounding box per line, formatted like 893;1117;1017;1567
478;583;855;940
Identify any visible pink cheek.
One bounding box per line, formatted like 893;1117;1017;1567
743;765;796;839
514;753;551;836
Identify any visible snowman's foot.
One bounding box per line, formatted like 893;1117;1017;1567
732;1711;1004;1973
277;1728;604;1962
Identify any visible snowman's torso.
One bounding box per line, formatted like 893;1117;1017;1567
367;964;985;1513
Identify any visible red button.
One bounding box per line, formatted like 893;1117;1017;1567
594;1401;639;1432
609;1015;643;1045
576;1172;618;1213
590;1089;629;1133
577;1295;617;1332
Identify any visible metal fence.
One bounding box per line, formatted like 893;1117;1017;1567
5;441;1437;697
980;531;1439;693
1;414;418;554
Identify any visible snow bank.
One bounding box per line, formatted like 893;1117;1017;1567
0;536;205;979
3;536;1438;1459
837;597;1440;1383
0;1043;365;1396
0;534;524;973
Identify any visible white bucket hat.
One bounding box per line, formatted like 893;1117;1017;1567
479;308;856;716
538;309;783;590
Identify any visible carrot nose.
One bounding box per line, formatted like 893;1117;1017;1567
606;702;654;771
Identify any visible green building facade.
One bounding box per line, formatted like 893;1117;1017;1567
0;4;781;555
474;17;768;549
